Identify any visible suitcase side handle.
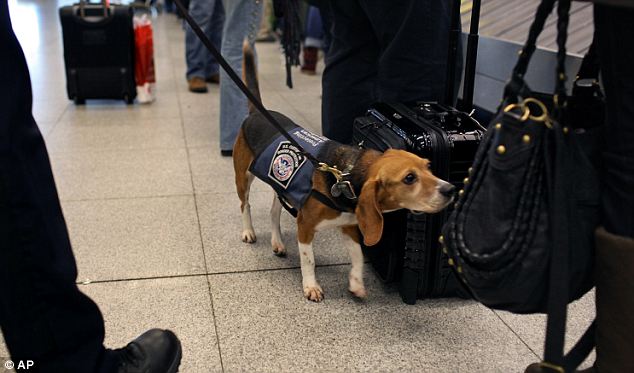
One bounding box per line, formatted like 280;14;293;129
367;109;414;148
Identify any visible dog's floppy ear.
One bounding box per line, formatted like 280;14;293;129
355;179;383;246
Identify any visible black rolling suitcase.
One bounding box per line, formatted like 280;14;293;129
352;0;484;304
59;0;136;104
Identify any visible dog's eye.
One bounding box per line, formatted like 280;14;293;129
403;173;417;185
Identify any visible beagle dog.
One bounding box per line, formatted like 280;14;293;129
232;43;456;302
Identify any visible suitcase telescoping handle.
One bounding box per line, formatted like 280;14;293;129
444;0;481;112
461;0;481;112
444;0;462;106
78;0;109;18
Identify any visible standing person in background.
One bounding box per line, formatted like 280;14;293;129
185;0;224;93
321;0;454;144
219;0;263;156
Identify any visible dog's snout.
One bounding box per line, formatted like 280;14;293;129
439;182;456;198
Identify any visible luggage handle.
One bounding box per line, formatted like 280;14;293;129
79;0;109;18
445;0;481;112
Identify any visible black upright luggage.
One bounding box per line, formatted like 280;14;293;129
59;0;136;104
352;0;484;304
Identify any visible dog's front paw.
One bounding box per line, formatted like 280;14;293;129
271;239;286;256
303;285;324;302
241;229;257;243
349;275;367;298
349;286;367;299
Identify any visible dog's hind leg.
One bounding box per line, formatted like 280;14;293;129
270;195;286;256
342;226;366;298
233;131;257;243
239;172;256;243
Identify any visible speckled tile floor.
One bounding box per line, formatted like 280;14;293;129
1;1;595;372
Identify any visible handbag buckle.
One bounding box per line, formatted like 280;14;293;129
523;98;553;128
503;102;530;121
504;99;554;128
538;361;565;373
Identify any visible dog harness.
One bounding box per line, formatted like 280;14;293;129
245;112;330;210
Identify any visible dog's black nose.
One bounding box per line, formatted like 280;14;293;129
439;183;456;198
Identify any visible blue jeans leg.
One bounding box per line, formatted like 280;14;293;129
219;0;263;151
185;0;224;80
205;0;225;77
304;6;323;49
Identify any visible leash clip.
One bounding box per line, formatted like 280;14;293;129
318;163;357;200
317;162;344;181
331;180;357;200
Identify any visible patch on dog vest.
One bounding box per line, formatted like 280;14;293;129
268;141;307;189
250;127;329;209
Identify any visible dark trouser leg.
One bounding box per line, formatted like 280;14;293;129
321;0;452;144
589;6;634;373
362;0;453;104
595;4;634;238
0;4;115;372
321;0;379;144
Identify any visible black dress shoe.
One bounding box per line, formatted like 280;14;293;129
220;149;233;157
115;329;182;373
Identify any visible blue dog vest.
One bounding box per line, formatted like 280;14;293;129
245;112;329;210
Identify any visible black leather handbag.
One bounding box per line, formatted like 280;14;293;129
442;0;602;370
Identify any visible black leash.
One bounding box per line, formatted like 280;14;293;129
173;0;320;166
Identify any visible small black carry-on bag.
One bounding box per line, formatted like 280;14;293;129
59;0;136;104
351;0;484;304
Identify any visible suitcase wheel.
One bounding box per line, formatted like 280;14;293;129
74;98;85;105
124;95;134;105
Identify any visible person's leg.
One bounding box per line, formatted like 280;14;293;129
304;6;323;49
0;4;114;371
256;0;275;42
301;6;323;74
204;0;224;81
164;0;174;13
318;4;332;55
363;0;453;104
219;0;263;153
185;0;215;91
1;4;182;372
321;0;379;144
591;5;634;372
595;5;634;238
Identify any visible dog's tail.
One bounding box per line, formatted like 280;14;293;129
242;39;261;114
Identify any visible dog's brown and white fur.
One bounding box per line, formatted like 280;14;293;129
233;43;455;302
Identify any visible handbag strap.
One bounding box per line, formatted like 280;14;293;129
504;0;557;101
576;37;600;81
553;0;570;110
543;123;595;371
